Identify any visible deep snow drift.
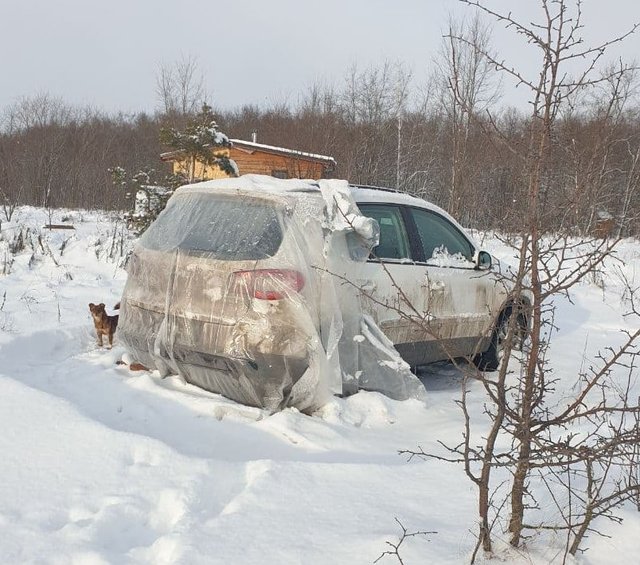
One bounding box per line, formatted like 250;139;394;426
0;207;638;564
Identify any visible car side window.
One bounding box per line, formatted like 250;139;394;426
410;208;474;265
358;204;411;261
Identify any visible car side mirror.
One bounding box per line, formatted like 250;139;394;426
476;250;492;270
346;217;380;262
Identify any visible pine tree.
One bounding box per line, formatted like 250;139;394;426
108;167;176;235
109;105;237;235
160;103;237;181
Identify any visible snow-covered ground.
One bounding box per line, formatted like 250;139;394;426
0;207;639;564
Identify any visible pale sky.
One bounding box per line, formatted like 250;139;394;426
2;0;640;114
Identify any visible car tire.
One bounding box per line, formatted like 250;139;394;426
474;308;512;372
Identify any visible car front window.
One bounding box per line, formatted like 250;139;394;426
358;204;411;261
410;208;474;266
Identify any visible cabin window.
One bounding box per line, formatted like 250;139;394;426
272;169;288;179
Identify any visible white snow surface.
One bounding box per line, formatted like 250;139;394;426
0;207;639;564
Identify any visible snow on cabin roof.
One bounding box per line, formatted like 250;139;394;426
160;139;336;167
229;139;336;165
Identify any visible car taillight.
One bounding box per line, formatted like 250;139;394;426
233;269;305;300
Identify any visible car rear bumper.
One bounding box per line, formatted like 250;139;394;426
118;302;309;410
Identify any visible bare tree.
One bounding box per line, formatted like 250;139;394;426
465;0;639;553
433;13;501;222
156;54;207;118
374;518;437;565
396;2;640;562
1;92;74;134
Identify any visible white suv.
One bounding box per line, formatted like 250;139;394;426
118;176;528;411
349;185;528;368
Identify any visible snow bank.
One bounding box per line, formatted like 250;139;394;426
0;206;639;564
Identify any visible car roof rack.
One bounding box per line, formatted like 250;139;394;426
283;181;401;195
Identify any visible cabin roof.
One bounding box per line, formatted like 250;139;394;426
160;138;336;169
230;139;336;165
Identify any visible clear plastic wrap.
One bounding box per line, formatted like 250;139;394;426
118;175;426;412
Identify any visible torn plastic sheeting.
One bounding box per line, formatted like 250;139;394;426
118;175;427;412
317;179;426;403
358;315;427;402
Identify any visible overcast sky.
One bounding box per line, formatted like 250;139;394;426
2;0;640;114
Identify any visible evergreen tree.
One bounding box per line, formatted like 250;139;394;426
108;166;179;235
160;103;237;181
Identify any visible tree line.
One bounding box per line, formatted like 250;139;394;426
1;21;640;236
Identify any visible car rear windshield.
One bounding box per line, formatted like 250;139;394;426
140;193;284;260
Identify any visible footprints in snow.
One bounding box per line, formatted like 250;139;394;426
56;457;273;562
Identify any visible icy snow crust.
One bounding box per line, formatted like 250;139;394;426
118;175;426;412
1;207;639;563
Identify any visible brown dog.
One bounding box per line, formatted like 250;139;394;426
89;302;119;348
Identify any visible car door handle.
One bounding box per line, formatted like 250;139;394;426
430;281;446;292
360;281;376;292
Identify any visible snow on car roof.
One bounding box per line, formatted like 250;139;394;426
176;174;318;196
174;175;461;232
178;175;429;205
350;185;432;207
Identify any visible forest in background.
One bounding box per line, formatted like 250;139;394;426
1;17;640;236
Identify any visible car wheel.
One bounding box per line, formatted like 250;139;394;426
474;308;514;372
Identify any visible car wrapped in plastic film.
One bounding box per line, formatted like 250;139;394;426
118;176;429;412
119;175;527;412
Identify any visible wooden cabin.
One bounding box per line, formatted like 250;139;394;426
592;209;616;239
160;138;336;181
